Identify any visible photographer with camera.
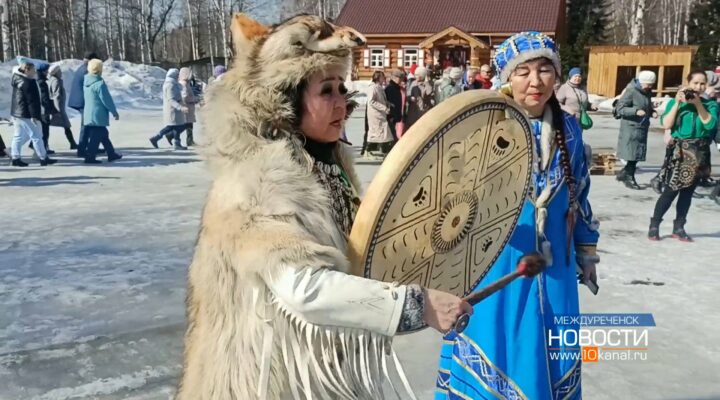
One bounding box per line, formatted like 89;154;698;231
649;71;719;241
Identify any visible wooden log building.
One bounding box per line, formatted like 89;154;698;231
586;45;698;98
335;0;567;80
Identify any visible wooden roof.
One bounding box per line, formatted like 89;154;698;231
335;0;564;35
418;26;489;49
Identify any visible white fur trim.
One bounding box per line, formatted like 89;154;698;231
500;48;561;83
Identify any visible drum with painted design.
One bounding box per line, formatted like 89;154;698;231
348;90;535;301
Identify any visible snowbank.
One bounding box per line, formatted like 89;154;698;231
0;58;167;119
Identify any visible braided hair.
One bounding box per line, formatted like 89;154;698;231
547;94;577;207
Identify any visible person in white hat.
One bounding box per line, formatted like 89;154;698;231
436;67;462;104
405;66;434;129
614;70;658;189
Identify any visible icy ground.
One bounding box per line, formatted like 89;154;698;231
1;109;719;400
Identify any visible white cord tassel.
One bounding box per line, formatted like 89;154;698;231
534;105;559;268
540;106;555;170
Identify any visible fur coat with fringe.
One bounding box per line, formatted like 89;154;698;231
175;52;414;400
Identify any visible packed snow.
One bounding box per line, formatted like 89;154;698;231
0;62;719;399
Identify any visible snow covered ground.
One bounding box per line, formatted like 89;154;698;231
1;102;720;399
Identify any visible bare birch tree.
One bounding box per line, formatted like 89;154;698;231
1;0;12;60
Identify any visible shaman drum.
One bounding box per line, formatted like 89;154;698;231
348;90;534;298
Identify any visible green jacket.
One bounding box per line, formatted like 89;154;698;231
661;98;718;140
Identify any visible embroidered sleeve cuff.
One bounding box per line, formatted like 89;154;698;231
397;284;426;333
576;244;600;264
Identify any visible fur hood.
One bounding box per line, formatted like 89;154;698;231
199;14;365;175
195;12;367;267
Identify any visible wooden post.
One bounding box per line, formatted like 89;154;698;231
657;66;665;97
470;46;478;68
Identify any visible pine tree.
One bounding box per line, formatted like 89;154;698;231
688;0;720;69
560;0;612;76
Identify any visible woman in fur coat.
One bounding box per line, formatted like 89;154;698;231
176;14;471;400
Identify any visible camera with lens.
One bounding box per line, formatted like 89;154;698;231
683;88;697;100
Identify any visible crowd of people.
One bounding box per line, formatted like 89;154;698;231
360;62;498;159
359;57;720;243
1;52;228;166
3;47;719;243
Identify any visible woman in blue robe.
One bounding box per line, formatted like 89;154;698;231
436;32;601;400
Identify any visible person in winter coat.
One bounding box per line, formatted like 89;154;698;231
648;70;718;241
696;70;720;189
405;66;434;130
556;67;598;121
9;58;57;166
207;64;227;85
178;67;198;146
149;68;189;150
614;70;658;189
69;52;99;157
436;67;463;104
82;59;122;164
35;63;57;155
384;69;405;140
163;67;199;146
433;67;450;102
464;68;480;90
366;70;394;158
47;64;78;150
475;64;493;89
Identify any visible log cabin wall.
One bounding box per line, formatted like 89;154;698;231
353;33;559;81
354;35;428;80
587;46;698;98
336;0;566;81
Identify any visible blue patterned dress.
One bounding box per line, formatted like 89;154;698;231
435;112;600;400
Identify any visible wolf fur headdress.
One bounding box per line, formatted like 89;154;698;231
200;14;365;171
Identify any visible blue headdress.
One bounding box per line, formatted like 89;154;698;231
493;31;561;83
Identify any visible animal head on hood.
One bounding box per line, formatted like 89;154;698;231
199;13;366;165
229;13;364;91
